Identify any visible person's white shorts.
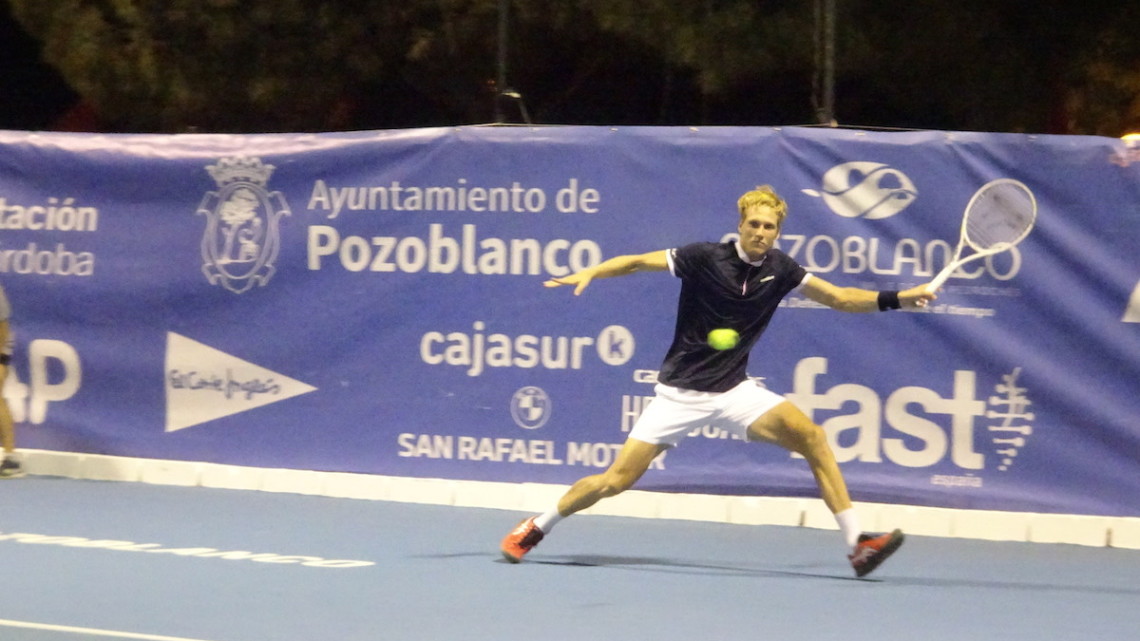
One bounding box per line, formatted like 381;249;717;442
628;379;786;447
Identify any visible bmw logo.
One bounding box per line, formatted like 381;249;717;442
510;386;551;430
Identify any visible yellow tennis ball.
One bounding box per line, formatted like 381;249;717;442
707;328;740;350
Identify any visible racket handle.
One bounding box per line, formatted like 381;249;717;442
926;265;954;293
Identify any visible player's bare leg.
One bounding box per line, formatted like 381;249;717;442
556;438;667;516
747;401;851;513
748;401;904;577
500;438;666;562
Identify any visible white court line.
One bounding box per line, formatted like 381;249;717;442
0;618;223;641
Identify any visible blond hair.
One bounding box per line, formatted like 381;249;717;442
737;185;788;226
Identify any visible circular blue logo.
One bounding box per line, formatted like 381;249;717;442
510;386;551;430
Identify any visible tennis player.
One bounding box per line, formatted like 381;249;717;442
0;282;22;478
500;185;936;577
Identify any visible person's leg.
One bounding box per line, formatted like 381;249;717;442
0;363;13;455
746;401;851;515
554;437;667;517
538;385;699;532
746;400;904;576
0;321;14;454
501;438;666;562
0;320;21;478
502;385;699;562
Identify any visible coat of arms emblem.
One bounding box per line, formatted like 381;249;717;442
197;157;291;293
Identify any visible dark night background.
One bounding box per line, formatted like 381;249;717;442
1;0;1138;136
1;1;80;130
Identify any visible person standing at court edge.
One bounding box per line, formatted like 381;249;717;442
0;282;23;478
500;185;936;577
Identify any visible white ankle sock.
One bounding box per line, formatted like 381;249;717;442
533;509;564;533
835;508;861;550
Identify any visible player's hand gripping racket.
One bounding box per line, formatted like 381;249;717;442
926;178;1037;294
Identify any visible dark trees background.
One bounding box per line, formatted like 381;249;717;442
1;0;1138;136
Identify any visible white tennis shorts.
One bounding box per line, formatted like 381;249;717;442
628;379;786;447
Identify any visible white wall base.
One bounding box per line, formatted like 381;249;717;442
19;449;1140;550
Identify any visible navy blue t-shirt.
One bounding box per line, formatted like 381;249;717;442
658;242;807;392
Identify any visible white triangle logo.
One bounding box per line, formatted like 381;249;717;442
164;332;317;432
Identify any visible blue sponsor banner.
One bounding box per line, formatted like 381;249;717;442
1;126;1138;516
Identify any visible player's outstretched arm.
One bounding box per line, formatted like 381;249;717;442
544;250;669;296
802;277;937;312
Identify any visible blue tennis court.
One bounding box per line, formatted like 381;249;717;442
1;476;1137;641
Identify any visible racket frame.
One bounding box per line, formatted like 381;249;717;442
926;178;1037;293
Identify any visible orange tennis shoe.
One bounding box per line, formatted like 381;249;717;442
500;516;544;563
848;529;905;578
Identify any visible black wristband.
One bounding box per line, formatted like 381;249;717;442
877;290;901;311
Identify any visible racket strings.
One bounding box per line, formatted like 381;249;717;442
965;186;1035;250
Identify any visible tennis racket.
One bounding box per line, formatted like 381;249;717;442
926;178;1037;294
